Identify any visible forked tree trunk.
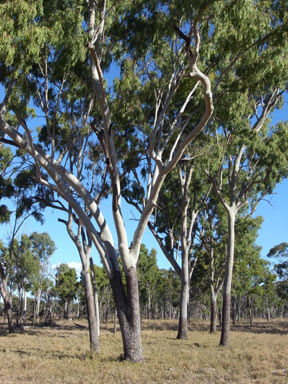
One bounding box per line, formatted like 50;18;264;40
220;210;235;346
110;267;143;362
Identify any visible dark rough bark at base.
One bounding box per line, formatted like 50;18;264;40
4;300;14;333
220;291;230;346
177;315;188;339
110;267;143;362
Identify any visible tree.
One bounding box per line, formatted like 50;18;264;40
0;0;214;361
14;234;39;326
196;194;226;333
267;242;288;316
204;0;288;345
55;264;78;319
0;150;45;332
137;244;160;319
29;232;56;323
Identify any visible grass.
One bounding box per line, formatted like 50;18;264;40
0;318;287;383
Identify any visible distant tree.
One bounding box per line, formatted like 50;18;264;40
267;242;288;316
55;264;78;319
137;245;160;319
29;232;56;324
14;234;39;326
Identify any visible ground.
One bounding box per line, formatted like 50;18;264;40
0;319;287;383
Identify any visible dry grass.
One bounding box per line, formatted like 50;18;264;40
0;318;287;383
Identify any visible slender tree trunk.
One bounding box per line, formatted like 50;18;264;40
110;267;143;362
218;306;222;327
249;297;254;326
89;257;100;337
0;281;14;333
22;290;27;325
220;210;235;346
177;269;189;339
266;298;271;322
33;288;42;324
113;309;117;334
210;288;217;333
83;266;100;354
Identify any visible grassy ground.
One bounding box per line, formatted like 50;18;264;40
0;318;287;383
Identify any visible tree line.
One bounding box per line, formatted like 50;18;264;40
1;241;287;333
0;0;287;362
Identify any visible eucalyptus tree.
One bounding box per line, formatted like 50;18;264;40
196;194;227;333
267;242;288;316
14;234;39;326
29;232;56;323
137;244;160;319
121;0;288;341
0;148;45;332
203;1;288;345
55;263;78;319
0;0;214;361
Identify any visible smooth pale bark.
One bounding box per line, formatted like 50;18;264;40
83;266;100;353
90;257;100;337
266;299;271;321
110;267;143;362
22;290;27;325
33;288;41;324
220;210;236;346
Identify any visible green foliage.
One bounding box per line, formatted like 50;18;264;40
137;244;160;310
29;232;56;263
55;263;78;304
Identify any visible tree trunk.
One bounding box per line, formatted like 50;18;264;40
33;288;41;324
220;210;235;347
89;257;100;337
113;309;117;334
0;280;14;333
177;271;189;339
210;288;217;333
249;297;254;326
110;267;143;362
83;267;100;354
266;298;271;322
22;290;27;325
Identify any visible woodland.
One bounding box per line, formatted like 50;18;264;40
0;0;287;374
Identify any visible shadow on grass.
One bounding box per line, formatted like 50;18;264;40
231;320;288;335
140;319;288;336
